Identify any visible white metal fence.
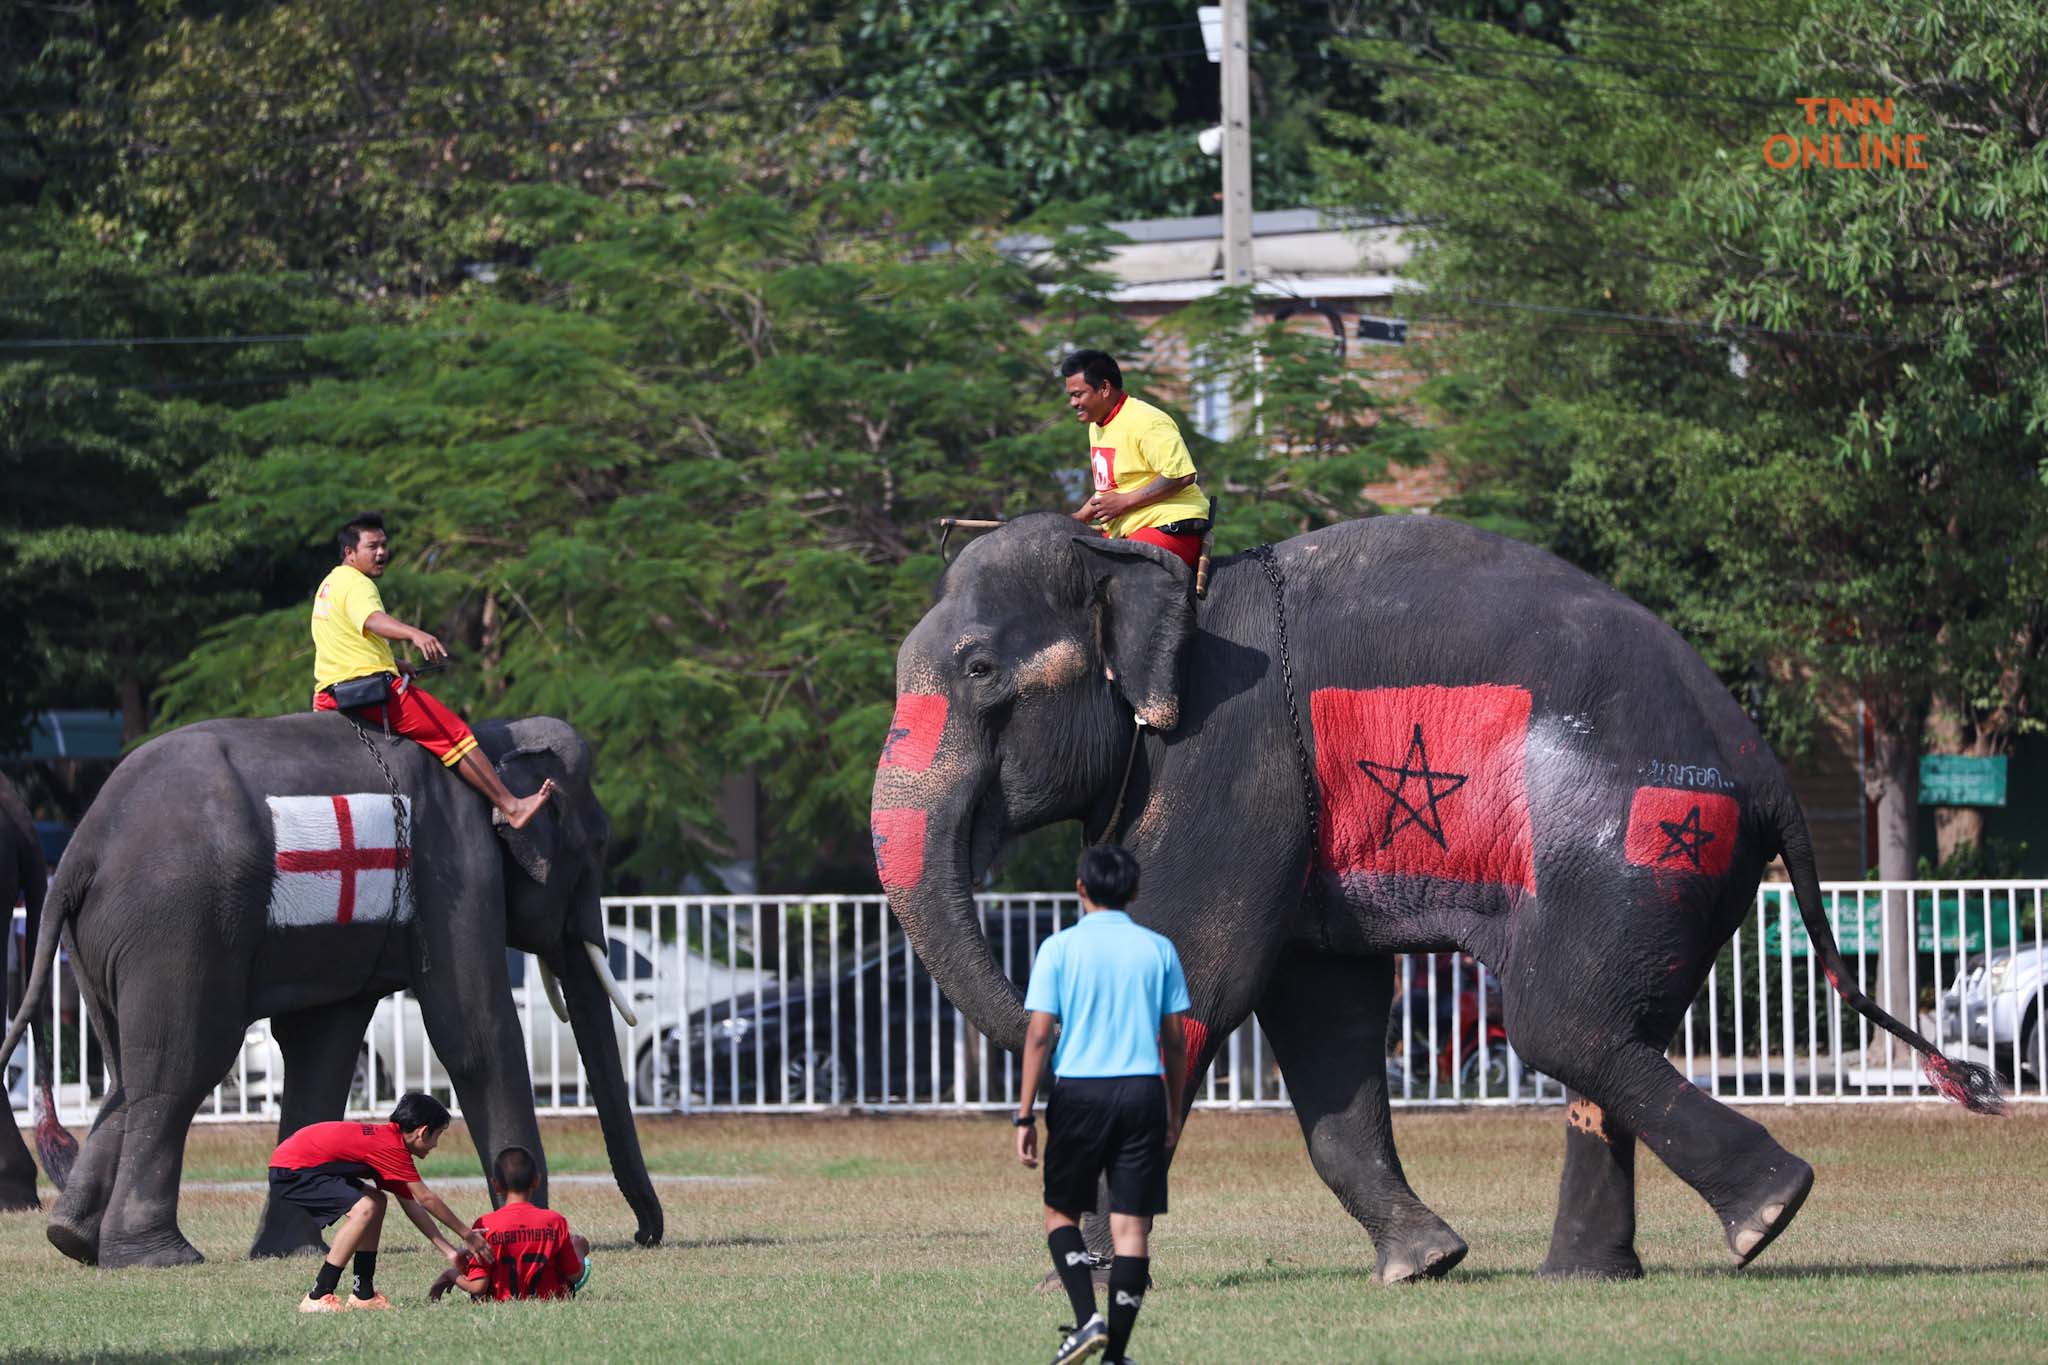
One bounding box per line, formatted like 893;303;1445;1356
7;881;2045;1126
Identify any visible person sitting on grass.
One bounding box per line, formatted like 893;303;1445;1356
268;1091;493;1313
429;1144;591;1303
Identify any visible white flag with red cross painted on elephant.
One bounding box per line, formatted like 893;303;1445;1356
265;793;415;928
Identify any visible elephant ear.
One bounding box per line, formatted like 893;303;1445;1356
1072;535;1197;731
493;743;565;884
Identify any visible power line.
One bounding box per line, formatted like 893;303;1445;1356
1307;26;1762;84
1406;293;1967;350
3;371;342;405
27;32;1211;165
1338;45;1781;109
0;332;324;351
0;0;1185;132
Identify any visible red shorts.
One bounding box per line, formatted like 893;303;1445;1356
314;676;479;767
1114;526;1203;568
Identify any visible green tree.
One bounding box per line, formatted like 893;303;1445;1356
1323;0;2048;1013
0;208;343;747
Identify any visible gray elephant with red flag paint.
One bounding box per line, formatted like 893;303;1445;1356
872;511;2002;1282
0;714;661;1268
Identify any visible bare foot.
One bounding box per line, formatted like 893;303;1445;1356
504;778;557;830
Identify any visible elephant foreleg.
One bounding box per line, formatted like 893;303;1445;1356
1540;1091;1643;1279
1255;946;1467;1284
252;1000;380;1259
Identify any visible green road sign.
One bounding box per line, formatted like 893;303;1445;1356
1919;754;2007;806
1760;888;2024;957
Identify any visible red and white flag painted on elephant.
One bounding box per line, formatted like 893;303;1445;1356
266;794;414;928
1312;685;1535;891
1622;786;1739;878
879;692;947;772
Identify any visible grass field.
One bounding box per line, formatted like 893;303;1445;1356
2;1104;2044;1361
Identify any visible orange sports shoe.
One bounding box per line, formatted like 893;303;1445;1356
346;1292;394;1310
298;1293;346;1314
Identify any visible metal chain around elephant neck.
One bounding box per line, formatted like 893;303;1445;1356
1247;543;1328;948
344;719;426;977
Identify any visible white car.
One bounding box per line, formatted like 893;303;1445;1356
1939;942;2048;1083
221;930;742;1114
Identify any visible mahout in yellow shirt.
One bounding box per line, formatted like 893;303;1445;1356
311;564;398;693
1086;395;1210;539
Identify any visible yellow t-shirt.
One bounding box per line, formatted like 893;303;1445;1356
311;564;397;692
1086;394;1210;539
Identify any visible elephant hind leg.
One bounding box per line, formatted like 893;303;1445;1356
89;1016;243;1269
1539;1092;1643;1280
1256;946;1467;1285
47;1085;128;1264
1528;1033;1812;1267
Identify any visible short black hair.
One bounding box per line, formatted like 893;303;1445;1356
390;1091;450;1134
1059;349;1122;392
493;1145;539;1194
1078;844;1140;907
338;511;386;561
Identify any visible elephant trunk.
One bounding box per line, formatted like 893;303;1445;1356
559;942;664;1247
872;784;1028;1053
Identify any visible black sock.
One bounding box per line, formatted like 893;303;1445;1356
352;1250;377;1300
1106;1255;1149;1362
310;1260;343;1300
1047;1225;1097;1327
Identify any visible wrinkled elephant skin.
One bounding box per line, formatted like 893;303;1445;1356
875;513;1998;1282
0;714;663;1267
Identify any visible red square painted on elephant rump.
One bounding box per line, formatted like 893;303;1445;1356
879;693;947;772
1311;685;1534;891
1623;786;1739;878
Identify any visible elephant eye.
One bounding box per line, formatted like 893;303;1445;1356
965;659;993;679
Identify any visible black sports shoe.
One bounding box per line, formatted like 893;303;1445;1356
1051;1313;1108;1365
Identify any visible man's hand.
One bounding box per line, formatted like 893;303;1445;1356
409;628;450;663
1016;1121;1039;1168
1073;491;1123;525
1164;1114;1181;1152
463;1227;493;1264
427;1266;464;1302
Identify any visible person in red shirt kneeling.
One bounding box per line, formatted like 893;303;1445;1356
268;1091;493;1313
432;1145;590;1303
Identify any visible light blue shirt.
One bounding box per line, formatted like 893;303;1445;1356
1023;909;1191;1078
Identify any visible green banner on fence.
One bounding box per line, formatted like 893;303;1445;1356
1919;754;2007;806
1759;889;2023;957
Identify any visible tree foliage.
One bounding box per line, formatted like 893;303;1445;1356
1322;0;2048;879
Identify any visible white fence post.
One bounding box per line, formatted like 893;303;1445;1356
10;880;2048;1126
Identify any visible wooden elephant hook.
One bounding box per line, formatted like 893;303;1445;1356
936;516;1006;562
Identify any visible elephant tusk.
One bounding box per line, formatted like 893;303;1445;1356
537;961;571;1024
586;940;640;1027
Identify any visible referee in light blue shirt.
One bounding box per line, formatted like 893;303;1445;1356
1015;845;1190;1365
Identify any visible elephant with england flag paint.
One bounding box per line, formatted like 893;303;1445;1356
0;713;662;1268
873;511;2002;1282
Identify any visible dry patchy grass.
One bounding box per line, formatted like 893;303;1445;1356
1;1105;2044;1361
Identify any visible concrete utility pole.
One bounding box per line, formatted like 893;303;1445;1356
1219;0;1254;295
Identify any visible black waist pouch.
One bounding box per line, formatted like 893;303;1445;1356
1156;518;1212;536
326;672;393;710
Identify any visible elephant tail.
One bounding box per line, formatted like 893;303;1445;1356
3;851;85;1184
1766;784;2005;1116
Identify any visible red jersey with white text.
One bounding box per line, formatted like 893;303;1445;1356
468;1201;584;1300
268;1120;421;1195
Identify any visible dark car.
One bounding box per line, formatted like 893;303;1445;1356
642;911;1055;1108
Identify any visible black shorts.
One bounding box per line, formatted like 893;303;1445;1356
268;1166;374;1226
1042;1076;1170;1218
